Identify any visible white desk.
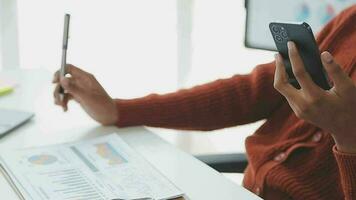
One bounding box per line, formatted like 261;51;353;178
0;69;261;200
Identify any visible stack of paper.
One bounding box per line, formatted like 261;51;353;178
0;134;184;200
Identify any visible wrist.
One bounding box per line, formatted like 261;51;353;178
109;98;119;125
335;144;356;154
329;126;356;154
100;98;119;126
333;136;356;154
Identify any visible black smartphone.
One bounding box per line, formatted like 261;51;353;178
269;22;331;90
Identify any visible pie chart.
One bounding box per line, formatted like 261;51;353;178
28;154;58;165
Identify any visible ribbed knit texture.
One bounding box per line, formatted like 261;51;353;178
116;6;356;200
334;146;356;200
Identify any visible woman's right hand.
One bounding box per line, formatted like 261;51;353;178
53;64;119;125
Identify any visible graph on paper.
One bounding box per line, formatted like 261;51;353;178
95;143;127;165
28;154;58;165
0;134;183;200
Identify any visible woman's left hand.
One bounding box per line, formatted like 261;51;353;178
274;41;356;154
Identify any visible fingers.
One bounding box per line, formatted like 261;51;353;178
66;64;87;77
60;77;80;94
60;76;88;100
53;64;87;101
274;53;299;99
52;71;60;83
62;94;73;112
53;84;74;111
53;64;89;111
287;41;319;93
53;84;62;105
53;64;86;84
321;51;353;90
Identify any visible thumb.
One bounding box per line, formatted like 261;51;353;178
62;94;74;112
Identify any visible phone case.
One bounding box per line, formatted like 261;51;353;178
269;22;331;90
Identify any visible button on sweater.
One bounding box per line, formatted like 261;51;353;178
116;5;356;200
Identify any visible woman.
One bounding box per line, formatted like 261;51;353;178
53;5;356;200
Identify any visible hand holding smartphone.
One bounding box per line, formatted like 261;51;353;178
269;22;331;90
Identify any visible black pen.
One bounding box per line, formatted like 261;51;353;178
59;14;70;101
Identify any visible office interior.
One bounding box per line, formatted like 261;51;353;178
0;0;354;199
0;0;275;184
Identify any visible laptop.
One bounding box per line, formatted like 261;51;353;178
0;109;34;138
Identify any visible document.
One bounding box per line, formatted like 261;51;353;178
0;134;183;200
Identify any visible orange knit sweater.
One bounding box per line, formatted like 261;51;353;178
116;6;356;200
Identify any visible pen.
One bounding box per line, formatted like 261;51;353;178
59;14;70;101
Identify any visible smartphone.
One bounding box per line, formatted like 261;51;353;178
269;22;331;90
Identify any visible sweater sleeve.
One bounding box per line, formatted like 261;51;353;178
325;6;356;199
333;146;356;200
115;62;284;131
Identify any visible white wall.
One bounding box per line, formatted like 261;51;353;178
5;0;276;154
0;0;20;69
16;0;178;99
187;0;274;86
177;0;193;87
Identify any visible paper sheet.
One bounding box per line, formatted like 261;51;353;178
0;134;183;200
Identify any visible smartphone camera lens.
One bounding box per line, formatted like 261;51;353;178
281;31;288;39
274;34;283;42
271;25;281;34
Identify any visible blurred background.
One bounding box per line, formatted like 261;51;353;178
0;0;354;162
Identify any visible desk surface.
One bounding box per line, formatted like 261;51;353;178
0;69;261;200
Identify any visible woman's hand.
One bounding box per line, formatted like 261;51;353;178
274;41;356;154
52;64;118;125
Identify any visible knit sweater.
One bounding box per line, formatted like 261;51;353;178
116;5;356;200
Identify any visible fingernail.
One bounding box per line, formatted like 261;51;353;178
323;51;333;64
287;41;293;50
274;54;279;59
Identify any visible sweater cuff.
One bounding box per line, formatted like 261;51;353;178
114;98;145;127
114;96;160;128
333;145;356;199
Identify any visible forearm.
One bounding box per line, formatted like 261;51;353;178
115;62;284;131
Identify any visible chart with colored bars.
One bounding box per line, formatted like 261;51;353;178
95;143;126;165
69;141;128;173
28;154;58;165
0;134;183;200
